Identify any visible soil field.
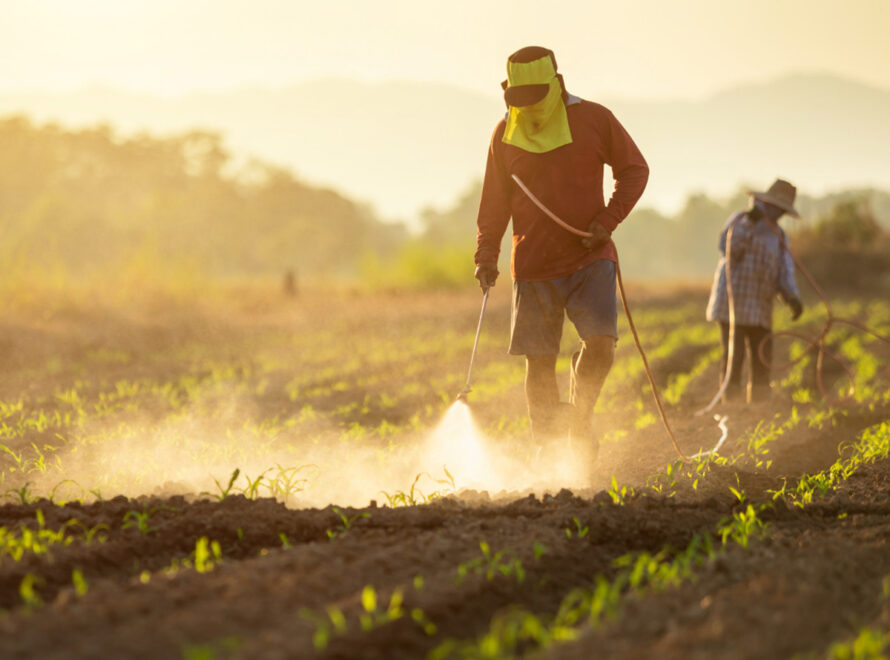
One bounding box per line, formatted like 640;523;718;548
0;284;888;659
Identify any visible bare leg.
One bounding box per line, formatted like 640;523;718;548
525;354;560;442
570;335;615;446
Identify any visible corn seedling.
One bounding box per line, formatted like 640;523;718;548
0;510;87;562
240;469;271;500
204;468;240;501
48;479;84;505
826;627;890;660
717;504;770;548
193;536;222;573
299;605;349;651
359;585;405;631
268;464;318;505
72;568;88;596
326;507;370;541
455;541;525;585
565;517;589;539
122;509;157;536
19;572;43;609
434;531;718;659
607;475;634;505
4;481;34;505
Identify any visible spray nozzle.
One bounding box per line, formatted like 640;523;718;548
456;387;471;402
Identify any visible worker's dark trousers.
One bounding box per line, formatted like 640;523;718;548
719;322;773;401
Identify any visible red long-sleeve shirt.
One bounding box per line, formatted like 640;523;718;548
475;97;649;281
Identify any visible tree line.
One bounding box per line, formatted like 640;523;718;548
0;116;405;281
2;115;887;289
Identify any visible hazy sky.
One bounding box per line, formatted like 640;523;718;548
2;0;889;99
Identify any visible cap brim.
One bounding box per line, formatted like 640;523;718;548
748;191;801;218
503;83;550;107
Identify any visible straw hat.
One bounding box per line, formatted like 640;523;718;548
748;179;800;218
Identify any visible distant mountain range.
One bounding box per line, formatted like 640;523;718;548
1;73;889;224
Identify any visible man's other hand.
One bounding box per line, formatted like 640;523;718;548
789;297;803;321
581;220;611;251
474;262;498;290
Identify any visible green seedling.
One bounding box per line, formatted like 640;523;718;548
826;627;890;660
565;517;589;539
67;520;110;545
728;486;746;505
122;509;157;536
193;536;222;573
326;507;370;541
268;464;318;505
299;605;348;651
359;585;406;632
456;541;525;584
434;531;718;659
4;481;34;505
72;568;88;596
240;469;270;500
204;468;240;501
0;509;89;562
381;473;427;507
607;475;634;505
48;479;84;505
718;504;770;548
19;572;43;609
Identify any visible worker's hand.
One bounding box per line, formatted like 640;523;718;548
474;262;498;290
788;297;803;321
581;219;612;251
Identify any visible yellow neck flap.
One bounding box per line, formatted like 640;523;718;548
502;56;572;153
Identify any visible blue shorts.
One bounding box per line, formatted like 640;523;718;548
509;259;618;356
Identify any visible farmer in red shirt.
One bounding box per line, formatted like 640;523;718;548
474;46;648;458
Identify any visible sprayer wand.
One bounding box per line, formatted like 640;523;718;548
456;287;490;402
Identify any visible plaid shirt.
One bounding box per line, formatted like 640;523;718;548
706;211;800;329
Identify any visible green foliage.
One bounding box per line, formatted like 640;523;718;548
205;468;240;501
794;198;890;291
326;507;371;541
193;537;222;574
717;504;770;548
565;517;589;539
0;510;107;562
300;583;435;651
19;572;43;609
122;508;166;536
433;532;718;659
811;200;882;248
780;421;890;507
380;470;456;507
827;627;890;660
0;116;405;289
455;541;526;585
607;475;634;505
71;568;89;597
360;240;475;289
